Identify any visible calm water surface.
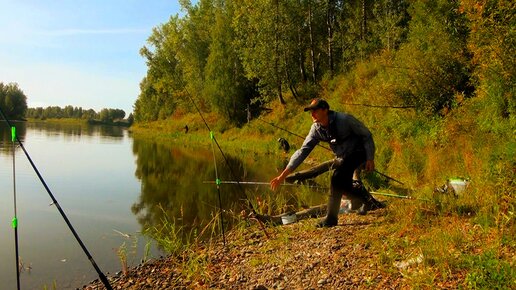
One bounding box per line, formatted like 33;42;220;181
0;121;309;289
0;122;154;289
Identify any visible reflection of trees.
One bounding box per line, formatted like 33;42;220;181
0;121;26;155
131;138;250;241
0;121;126;155
24;122;125;138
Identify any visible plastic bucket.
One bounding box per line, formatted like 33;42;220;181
448;178;469;195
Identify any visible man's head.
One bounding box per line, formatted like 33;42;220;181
304;99;330;126
303;98;330;112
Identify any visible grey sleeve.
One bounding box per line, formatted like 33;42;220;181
349;116;375;161
286;125;320;171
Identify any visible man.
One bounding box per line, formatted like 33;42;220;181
270;99;376;227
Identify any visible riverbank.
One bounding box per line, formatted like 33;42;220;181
83;204;510;289
98;93;514;289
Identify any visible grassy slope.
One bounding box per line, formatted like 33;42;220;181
129;62;514;288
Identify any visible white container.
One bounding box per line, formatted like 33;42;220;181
448;178;469;195
281;213;297;225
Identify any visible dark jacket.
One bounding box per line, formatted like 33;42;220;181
286;111;375;171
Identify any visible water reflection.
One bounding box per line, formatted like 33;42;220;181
0;121;26;154
24;121;126;138
130;136;331;251
131;138;251;241
0;121;145;289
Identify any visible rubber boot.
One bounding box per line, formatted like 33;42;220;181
316;191;341;228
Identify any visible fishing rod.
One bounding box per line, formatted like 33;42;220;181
204;180;426;201
257;117;405;185
209;132;226;246
203;180;327;190
177;77;270;239
0;108;113;290
11;126;20;290
370;191;430;201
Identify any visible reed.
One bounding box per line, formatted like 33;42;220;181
116;242;128;276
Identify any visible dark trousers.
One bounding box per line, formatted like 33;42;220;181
326;151;367;222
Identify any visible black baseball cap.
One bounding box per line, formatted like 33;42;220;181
303;98;330;111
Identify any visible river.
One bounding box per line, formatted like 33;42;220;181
0;121;314;289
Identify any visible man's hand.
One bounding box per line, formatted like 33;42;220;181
270;168;291;191
270;176;284;191
365;160;375;172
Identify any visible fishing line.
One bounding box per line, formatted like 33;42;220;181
210;131;226;246
257;118;331;151
257;117;405;185
0;108;113;290
342;103;415;109
11;126;20;290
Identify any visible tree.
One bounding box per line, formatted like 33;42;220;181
392;0;472;114
135;17;186;122
204;0;258;125
233;0;289;104
462;0;515;118
0;82;28;120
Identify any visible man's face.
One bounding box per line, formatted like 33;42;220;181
310;108;328;125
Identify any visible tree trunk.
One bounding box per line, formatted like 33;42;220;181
298;29;307;82
361;0;367;40
327;0;335;75
274;0;285;104
284;51;299;100
308;1;317;82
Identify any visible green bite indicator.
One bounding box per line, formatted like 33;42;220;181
11;126;16;142
12;217;17;229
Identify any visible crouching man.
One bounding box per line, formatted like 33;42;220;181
270;99;376;228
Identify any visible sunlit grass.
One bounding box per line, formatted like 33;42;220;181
129;54;514;289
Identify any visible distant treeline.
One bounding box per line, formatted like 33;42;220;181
1;81;133;124
26;106;132;123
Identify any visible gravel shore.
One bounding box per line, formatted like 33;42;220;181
83;209;465;289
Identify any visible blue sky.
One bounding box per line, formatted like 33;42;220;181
0;0;184;115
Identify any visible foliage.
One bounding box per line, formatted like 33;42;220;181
390;0;473;114
204;1;259;125
0;82;27;120
134;0;415;123
134;0;513;123
462;0;516;119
